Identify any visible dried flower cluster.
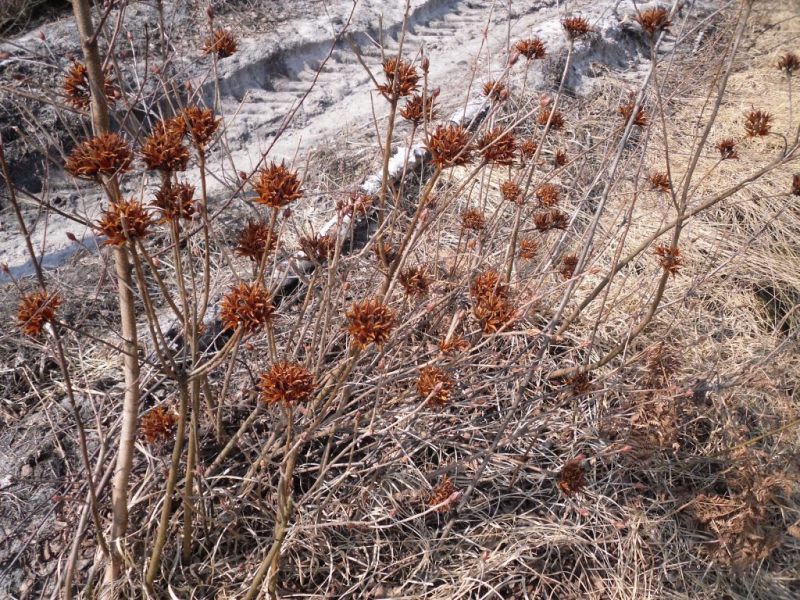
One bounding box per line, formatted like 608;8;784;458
17;291;61;336
537;108;564;130
648;172;671;193
63;61;120;110
429;476;458;512
337;192;373;217
554;149;568;168
635;7;672;37
619;99;649;127
151;182;195;223
140;407;178;444
427;124;473;168
439;335;469;354
470;269;515;333
378;57;420;98
235;220;276;263
778;52;800;76
562;16;593;41
479;127;517;165
220;282;273;334
65;133;132;179
519;236;539;260
716;138;739;160
744;110;773;137
417;366;454;407
557;458;586;496
654;244;683;276
259;362;314;406
374;242;399;265
519;138;538;159
515;37;546;60
501;180;523;205
536;183;560;206
299;233;336;263
97;199;154;246
533;208;569;231
203;29;237;58
559;254;579;279
399;266;431;297
482;80;509;103
400;89;439;124
346;298;395;348
255;162;303;207
461;208;486;232
183;106;220;148
141;121;190;172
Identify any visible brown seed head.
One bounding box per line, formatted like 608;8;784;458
378;57;420;98
654;244;683;276
182;106;219;148
537;108;564;130
140;407;178;444
500;180;524;205
345;298;395;348
515;37;546;60
439;335;470;354
635;7;672;37
715;138;739;160
461;208;486;232
536;183;560;207
533;208;569;232
337;192;373;217
299;233;336;263
559;254;578;279
482;80;509;103
220;282;273;334
557;458;586;496
479;127;517;165
374;241;399;265
554;149;568;168
235;220;276;263
648;172;671;193
259;362;314;406
426;124;473;168
17;291;61;336
429;476;458;512
65;133;132;179
203;29;237;58
255;162;303;207
519;138;538;160
744;110;773;137
152;181;195;223
63;60;121;110
619;100;649;127
470;268;508;302
399;265;431;297
141;123;190;172
97;199;154;246
400;89;439;124
562;16;593;41
473;293;515;334
778;52;800;76
519;236;539;260
417;366;454;407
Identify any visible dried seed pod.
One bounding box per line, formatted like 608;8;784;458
182;106;220;148
562;16;593;41
399;265;431;297
374;241;399;265
299;233;336;263
235;220;277;263
478;127;517;165
97;199;154;246
460;209;486;232
654;244;683;276
778;52;800;76
533;208;569;232
500;180;523;204
473;293;515;334
202;29;237;58
648;172;671;193
519;236;539;260
619;99;649;127
400;89;439;124
482;80;509;103
535;183;560;207
337;192;373;217
559;254;578;279
557;458;586;496
470;268;508;301
259;362;314;406
65;133;132;179
537;108;564;130
439;335;469;354
744;110;773;137
63;60;120;110
151;181;195;223
553;148;568;168
255;162;303;207
220;282;273;334
17;291;61;336
345;298;395;348
635;7;672;37
519;138;538;159
515;37;546;60
426;124;473;168
715;138;739;160
377;57;420;98
140;407;178;444
141;123;190;172
429;476;458;511
417;366;454;407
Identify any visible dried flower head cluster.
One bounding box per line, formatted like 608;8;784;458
259;362;314;406
183;106;220;148
557;458;586;496
399;266;431;297
744;110;773;137
501;180;523;205
17;291;61;336
479;127;517;165
374;241;399;265
140;407;178;444
519;236;539;260
151;182;195;223
470;269;515;333
515;37;546;60
255;162;303;207
554;149;568;168
519;138;538;159
533;208;568;231
427;124;473;168
559;254;579;279
654;244;683;276
562;16;593;41
346;298;395;348
429;476;458;512
202;29;237;58
63;61;121;110
97;199;154;246
299;233;336;263
482;80;509;103
619;99;649;127
141;121;190;172
439;335;469;354
461;208;486;232
537;108;564;130
536;183;560;207
648;172;671;193
778;52;800;76
337;192;373;217
716;138;739;160
635;7;672;37
235;220;276;263
65;133;132;179
417;366;454;407
378;57;420;98
220;282;273;334
400;89;439;124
